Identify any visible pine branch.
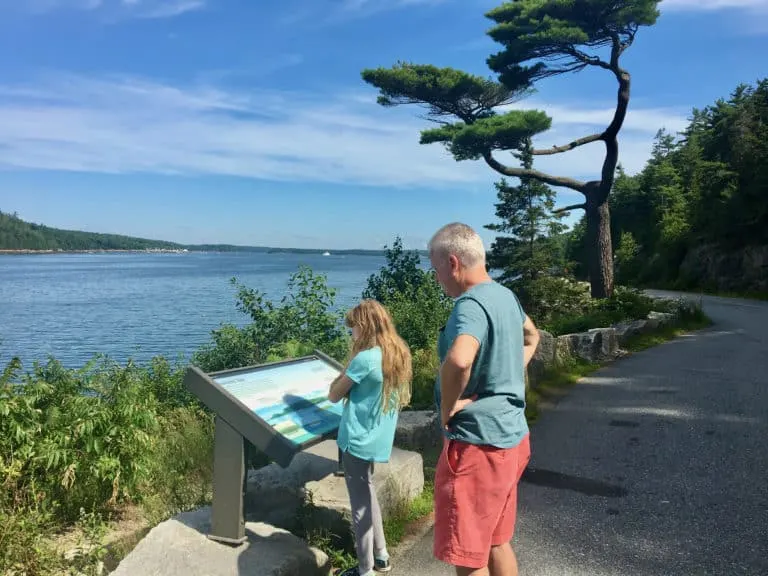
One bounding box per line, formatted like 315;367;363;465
563;46;613;71
532;133;604;156
553;203;587;214
483;152;590;195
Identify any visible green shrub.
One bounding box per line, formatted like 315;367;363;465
193;267;349;373
533;284;660;336
140;355;195;410
363;237;452;351
363;237;426;304
386;279;451;352
410;347;439;410
192;324;262;373
514;276;592;327
0;457;62;575
143;407;215;524
0;357;159;523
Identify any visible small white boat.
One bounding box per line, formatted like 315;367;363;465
322;251;331;256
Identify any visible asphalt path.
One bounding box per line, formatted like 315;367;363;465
391;292;768;575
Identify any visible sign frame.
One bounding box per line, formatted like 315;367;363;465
183;350;346;545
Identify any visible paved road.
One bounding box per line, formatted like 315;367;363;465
391;293;768;575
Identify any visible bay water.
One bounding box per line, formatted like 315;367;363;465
0;252;395;369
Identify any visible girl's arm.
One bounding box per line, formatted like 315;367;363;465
328;374;355;403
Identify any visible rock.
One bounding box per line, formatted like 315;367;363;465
245;440;424;542
395;411;441;451
560;328;619;363
527;330;555;384
303;448;424;548
648;311;675;326
534;329;556;364
244;440;340;531
613;320;650;347
555;335;575;365
644;317;661;331
679;243;768;292
110;508;331;576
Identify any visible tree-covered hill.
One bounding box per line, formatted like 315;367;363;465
0;210;421;256
0;210;183;252
567;78;768;293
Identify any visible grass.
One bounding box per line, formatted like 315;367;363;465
623;315;713;353
702;289;768;302
382;443;440;547
525;358;600;424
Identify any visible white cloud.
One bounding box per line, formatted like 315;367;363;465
138;0;204;18
278;0;445;26
342;0;446;9
0;73;686;190
2;0;205;19
663;0;768;10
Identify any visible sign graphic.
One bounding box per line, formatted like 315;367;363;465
213;358;344;446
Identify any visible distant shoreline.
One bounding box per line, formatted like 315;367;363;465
0;248;421;257
0;249;189;255
1;211;427;257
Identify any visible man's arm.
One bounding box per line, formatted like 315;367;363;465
523;314;540;367
440;334;480;429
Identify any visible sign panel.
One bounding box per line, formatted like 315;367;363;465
183;352;345;467
212;357;344;447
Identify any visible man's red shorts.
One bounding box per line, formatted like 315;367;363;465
433;433;531;569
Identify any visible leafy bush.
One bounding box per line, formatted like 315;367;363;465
194;267;349;372
386;278;451;352
0;357;159;523
140;355;194;410
410;347;440;410
192;324;262;373
363;237;426;303
143;407;215;524
514;276;592;326
0;457;60;575
511;277;661;336
363;237;452;352
360;237;451;411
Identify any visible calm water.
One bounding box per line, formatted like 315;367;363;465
0;252;391;369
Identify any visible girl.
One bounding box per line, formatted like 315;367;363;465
328;299;413;576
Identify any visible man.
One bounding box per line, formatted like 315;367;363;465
429;222;540;576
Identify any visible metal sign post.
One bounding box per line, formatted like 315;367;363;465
208;416;247;545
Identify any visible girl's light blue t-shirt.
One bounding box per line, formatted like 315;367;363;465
336;346;398;463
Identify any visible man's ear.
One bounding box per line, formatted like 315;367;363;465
449;254;460;274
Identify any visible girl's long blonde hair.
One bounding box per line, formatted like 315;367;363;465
345;299;412;413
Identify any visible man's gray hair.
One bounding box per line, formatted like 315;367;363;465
428;222;486;268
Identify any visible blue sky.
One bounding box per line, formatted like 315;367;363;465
0;0;766;250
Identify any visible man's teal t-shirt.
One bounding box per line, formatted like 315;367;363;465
435;281;529;449
337;347;398;463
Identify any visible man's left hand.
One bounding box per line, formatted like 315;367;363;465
442;395;478;430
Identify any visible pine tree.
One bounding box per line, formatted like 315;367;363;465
485;139;566;285
362;0;662;298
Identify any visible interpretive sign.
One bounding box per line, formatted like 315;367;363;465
212;356;344;448
183;351;345;545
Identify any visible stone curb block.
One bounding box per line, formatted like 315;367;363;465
245;440;424;546
110;507;331;576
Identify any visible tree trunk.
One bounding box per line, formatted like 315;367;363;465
586;199;614;298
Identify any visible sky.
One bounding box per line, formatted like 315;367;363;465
0;0;766;250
